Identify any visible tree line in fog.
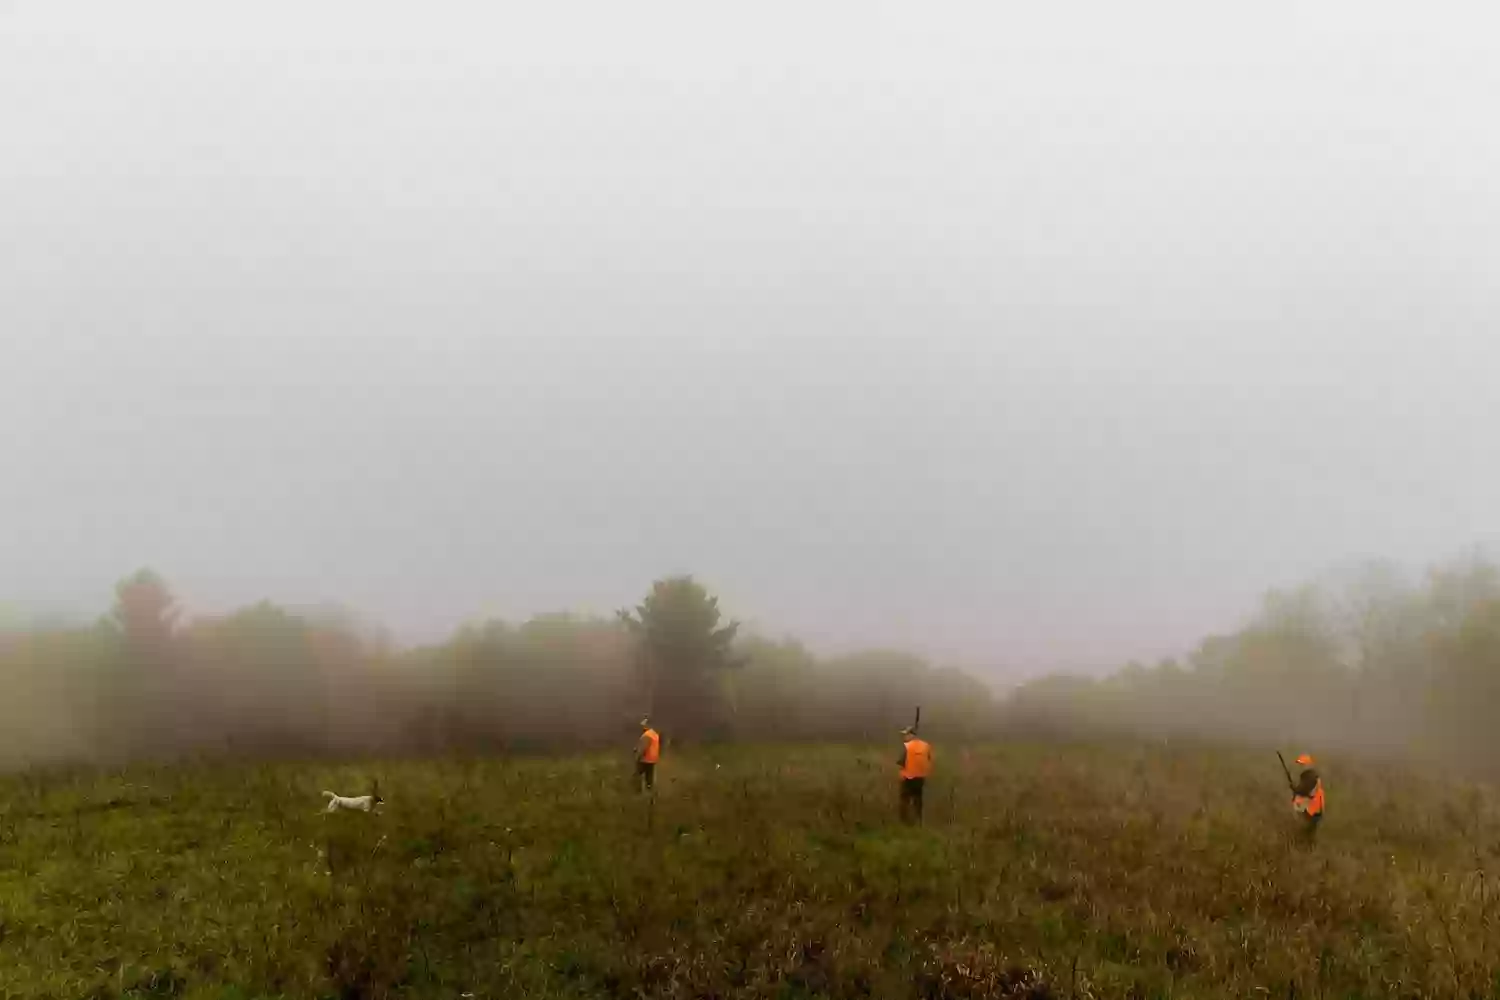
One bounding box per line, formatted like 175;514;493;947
1006;554;1500;770
0;572;997;767
7;553;1498;770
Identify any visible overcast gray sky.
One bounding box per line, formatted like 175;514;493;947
3;1;1498;675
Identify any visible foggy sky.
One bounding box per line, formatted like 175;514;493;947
3;1;1498;675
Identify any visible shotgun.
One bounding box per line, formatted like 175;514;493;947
1276;751;1295;792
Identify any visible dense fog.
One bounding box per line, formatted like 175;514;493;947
0;572;997;768
6;555;1499;771
1008;554;1500;771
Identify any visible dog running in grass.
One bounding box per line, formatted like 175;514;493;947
321;790;384;814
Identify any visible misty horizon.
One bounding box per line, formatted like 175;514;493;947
5;1;1499;681
4;550;1498;682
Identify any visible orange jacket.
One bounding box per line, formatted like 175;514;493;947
1293;779;1325;818
900;738;933;779
639;728;660;764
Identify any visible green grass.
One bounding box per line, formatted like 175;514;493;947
2;743;1498;999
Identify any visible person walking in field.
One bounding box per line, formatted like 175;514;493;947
1289;752;1325;836
897;726;933;824
635;718;660;793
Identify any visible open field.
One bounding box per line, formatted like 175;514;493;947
2;744;1499;999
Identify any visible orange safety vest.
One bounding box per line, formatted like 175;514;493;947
901;738;933;780
640;728;660;764
1293;780;1325;817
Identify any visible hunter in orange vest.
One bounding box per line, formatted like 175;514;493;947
1290;753;1325;835
897;727;933;824
636;719;660;793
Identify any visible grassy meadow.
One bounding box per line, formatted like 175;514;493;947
2;743;1498;999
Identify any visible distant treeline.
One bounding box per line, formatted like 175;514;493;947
0;573;998;768
10;555;1499;770
1006;554;1500;769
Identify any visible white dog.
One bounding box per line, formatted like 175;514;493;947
322;790;384;814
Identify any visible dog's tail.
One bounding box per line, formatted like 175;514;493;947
322;790;336;800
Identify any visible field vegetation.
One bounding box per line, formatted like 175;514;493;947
3;743;1499;999
5;559;1500;997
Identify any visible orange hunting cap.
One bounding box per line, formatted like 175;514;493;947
1295;753;1315;766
